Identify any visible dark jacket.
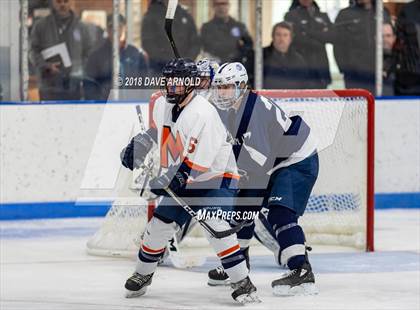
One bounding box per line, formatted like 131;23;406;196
85;39;148;100
201;16;254;86
29;11;93;100
393;0;420;95
141;0;200;74
263;44;310;89
383;50;395;96
285;2;333;88
333;4;391;94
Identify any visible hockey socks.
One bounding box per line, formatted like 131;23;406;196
217;244;248;283
267;206;306;269
135;216;179;275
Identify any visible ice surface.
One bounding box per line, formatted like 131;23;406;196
1;209;419;310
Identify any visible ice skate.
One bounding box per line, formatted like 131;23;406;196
207;265;230;286
124;272;154;298
271;261;318;296
231;276;261;304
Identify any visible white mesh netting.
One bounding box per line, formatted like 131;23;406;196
86;91;372;257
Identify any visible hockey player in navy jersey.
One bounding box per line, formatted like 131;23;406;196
207;62;319;296
120;58;259;304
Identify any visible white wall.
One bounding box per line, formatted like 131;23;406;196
375;99;420;193
0;103;149;203
0;98;419;204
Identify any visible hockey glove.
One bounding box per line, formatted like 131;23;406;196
149;166;188;197
121;132;154;170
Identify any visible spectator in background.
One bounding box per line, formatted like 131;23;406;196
263;22;310;89
83;21;105;50
382;22;396;96
29;0;93;100
85;14;148;100
141;0;200;76
333;0;391;95
285;0;333;89
393;0;420;95
201;0;254;86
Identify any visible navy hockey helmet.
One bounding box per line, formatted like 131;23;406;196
162;58;199;105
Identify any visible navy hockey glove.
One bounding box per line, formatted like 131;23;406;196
149;166;188;197
121;132;154;170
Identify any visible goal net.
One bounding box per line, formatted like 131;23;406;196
86;89;374;257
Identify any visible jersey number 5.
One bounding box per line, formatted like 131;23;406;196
188;137;198;154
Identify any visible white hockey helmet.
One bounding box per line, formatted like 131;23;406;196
196;58;219;78
212;62;248;110
196;58;219;93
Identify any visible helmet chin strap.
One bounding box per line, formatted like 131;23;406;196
167;86;194;106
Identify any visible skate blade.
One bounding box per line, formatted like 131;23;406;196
207;278;231;286
272;283;318;296
125;286;148;298
234;292;262;305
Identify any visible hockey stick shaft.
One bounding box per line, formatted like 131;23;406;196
135;105;151;197
164;187;247;239
135;105;146;132
165;0;180;58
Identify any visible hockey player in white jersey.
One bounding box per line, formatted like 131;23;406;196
163;58;220;241
120;58;259;304
207;62;319;296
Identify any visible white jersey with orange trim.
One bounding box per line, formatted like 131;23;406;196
151;93;239;183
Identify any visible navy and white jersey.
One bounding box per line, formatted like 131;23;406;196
218;91;317;188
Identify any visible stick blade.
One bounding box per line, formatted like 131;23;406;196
165;0;178;19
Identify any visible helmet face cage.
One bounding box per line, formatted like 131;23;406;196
211;62;248;110
212;82;245;110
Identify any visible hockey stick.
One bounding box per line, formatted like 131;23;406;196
165;188;247;239
135;105;152;197
165;0;180;58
